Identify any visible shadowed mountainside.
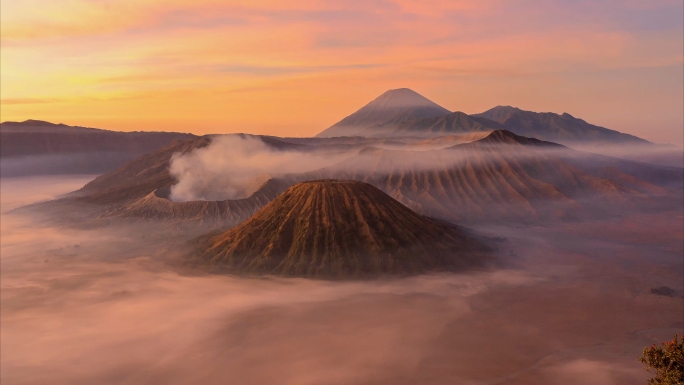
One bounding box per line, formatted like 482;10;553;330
74;137;213;205
294;130;672;223
33;130;680;227
72;134;307;206
66;132;485;212
0;120;197;156
0;120;197;176
367;111;504;138
316;88;451;138
471;108;683;167
108;179;290;226
192;180;489;278
273;133;492;151
473;106;649;145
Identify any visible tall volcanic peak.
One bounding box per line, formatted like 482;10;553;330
361;88;444;108
316;88;451;138
192;180;487;278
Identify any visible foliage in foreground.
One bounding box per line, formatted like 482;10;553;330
640;335;684;385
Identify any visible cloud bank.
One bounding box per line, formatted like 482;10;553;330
168;135;351;201
2;174;680;385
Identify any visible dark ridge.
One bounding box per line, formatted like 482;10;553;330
74;137;212;204
467;129;565;147
375;111;504;138
69;134;307;205
0;120;198;176
473;106;650;144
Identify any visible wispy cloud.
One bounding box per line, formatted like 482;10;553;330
1;0;681;142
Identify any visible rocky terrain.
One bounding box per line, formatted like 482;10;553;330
193;180;489;278
31;129;678;227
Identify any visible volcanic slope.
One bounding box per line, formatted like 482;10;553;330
370;111;505;138
193;180;488;278
294;130;673;223
43;130;678;226
72;134;304;206
473;106;649;145
74;136;212;205
108;178;290;225
316;88;451;138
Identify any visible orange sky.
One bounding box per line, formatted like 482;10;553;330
1;0;682;144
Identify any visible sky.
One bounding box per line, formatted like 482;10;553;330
1;0;682;144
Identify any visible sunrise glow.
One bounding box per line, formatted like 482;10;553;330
1;0;682;143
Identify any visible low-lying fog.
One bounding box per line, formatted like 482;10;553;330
169;136;354;201
167;135;683;203
2;176;682;385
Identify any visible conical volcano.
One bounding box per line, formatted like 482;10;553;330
316;88;451;138
193;180;488;278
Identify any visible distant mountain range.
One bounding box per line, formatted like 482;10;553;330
0;120;196;176
4;88;680;178
297;130;675;223
474;106;649;144
317;89;651;145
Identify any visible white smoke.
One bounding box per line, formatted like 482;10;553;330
168;134;682;203
168;135;351;202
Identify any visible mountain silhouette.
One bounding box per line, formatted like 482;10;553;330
0;119;196;176
473;106;649;144
316;88;450;138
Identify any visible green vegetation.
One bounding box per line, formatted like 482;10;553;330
640;335;684;385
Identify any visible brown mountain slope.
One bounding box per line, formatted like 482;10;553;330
402;132;494;149
370;111;504;138
72;134;306;206
291;130;669;223
45;130;677;226
108;179;290;225
74;136;212;205
193;180;488;278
